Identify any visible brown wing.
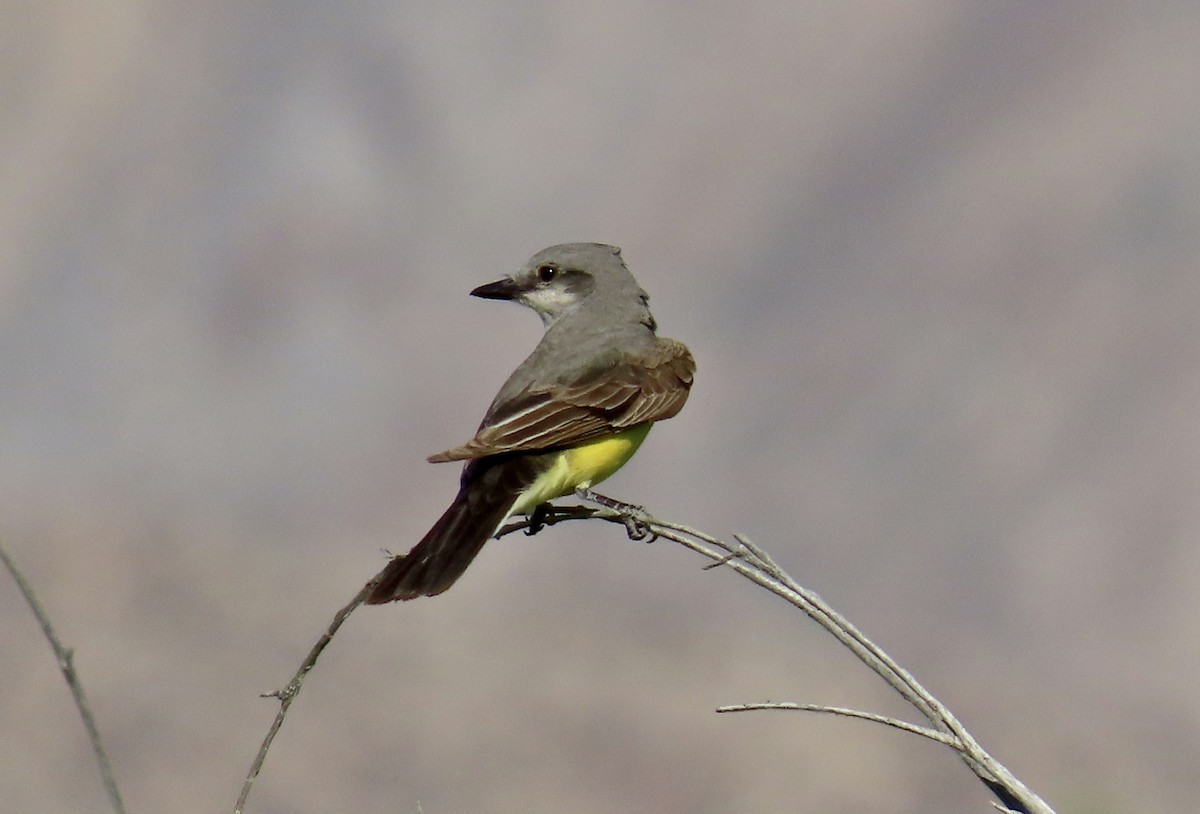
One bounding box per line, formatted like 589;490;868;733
428;338;694;462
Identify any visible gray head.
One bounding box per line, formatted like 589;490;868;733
470;242;656;331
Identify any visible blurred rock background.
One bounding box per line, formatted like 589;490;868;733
2;2;1198;813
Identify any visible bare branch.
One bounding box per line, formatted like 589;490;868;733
230;510;592;812
716;702;959;746
233;583;370;814
563;495;1056;814
0;542;127;814
234;496;1053;814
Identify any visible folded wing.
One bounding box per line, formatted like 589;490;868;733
428;338;694;462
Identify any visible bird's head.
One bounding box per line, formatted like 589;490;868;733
471;242;656;331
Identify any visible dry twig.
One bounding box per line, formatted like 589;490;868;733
0;542;127;814
235;496;1053;814
496;497;1055;814
715;702;959;746
6;489;1046;813
233;584;370;814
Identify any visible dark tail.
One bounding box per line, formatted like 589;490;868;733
365;456;540;602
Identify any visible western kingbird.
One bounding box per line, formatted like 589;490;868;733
366;242;694;602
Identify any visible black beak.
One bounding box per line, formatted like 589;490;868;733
469;278;520;300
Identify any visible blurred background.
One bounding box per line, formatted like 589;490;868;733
2;2;1198;813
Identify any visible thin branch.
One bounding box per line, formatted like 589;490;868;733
230;512;596;813
716;702;958;746
233;583;370;814
516;495;1055;814
234;497;1052;814
0;542;127;814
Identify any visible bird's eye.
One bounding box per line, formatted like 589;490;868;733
536;264;557;283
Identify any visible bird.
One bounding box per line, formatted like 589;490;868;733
365;242;694;602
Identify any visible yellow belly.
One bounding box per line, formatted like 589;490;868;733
510;424;652;516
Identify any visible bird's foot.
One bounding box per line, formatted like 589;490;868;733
525;502;550;536
575;489;656;542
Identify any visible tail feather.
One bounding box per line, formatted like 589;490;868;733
365;455;542;602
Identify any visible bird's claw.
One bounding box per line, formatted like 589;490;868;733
525;503;549;536
575;488;655;542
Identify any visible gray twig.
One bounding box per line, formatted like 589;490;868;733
524;495;1056;814
232;496;1054;814
716;702;958;746
233;584;370;814
0;542;127;814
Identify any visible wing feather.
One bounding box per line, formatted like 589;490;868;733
428;338;694;462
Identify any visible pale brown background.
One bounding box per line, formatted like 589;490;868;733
2;3;1198;813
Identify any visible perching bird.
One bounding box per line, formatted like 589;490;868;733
366;242;694;602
